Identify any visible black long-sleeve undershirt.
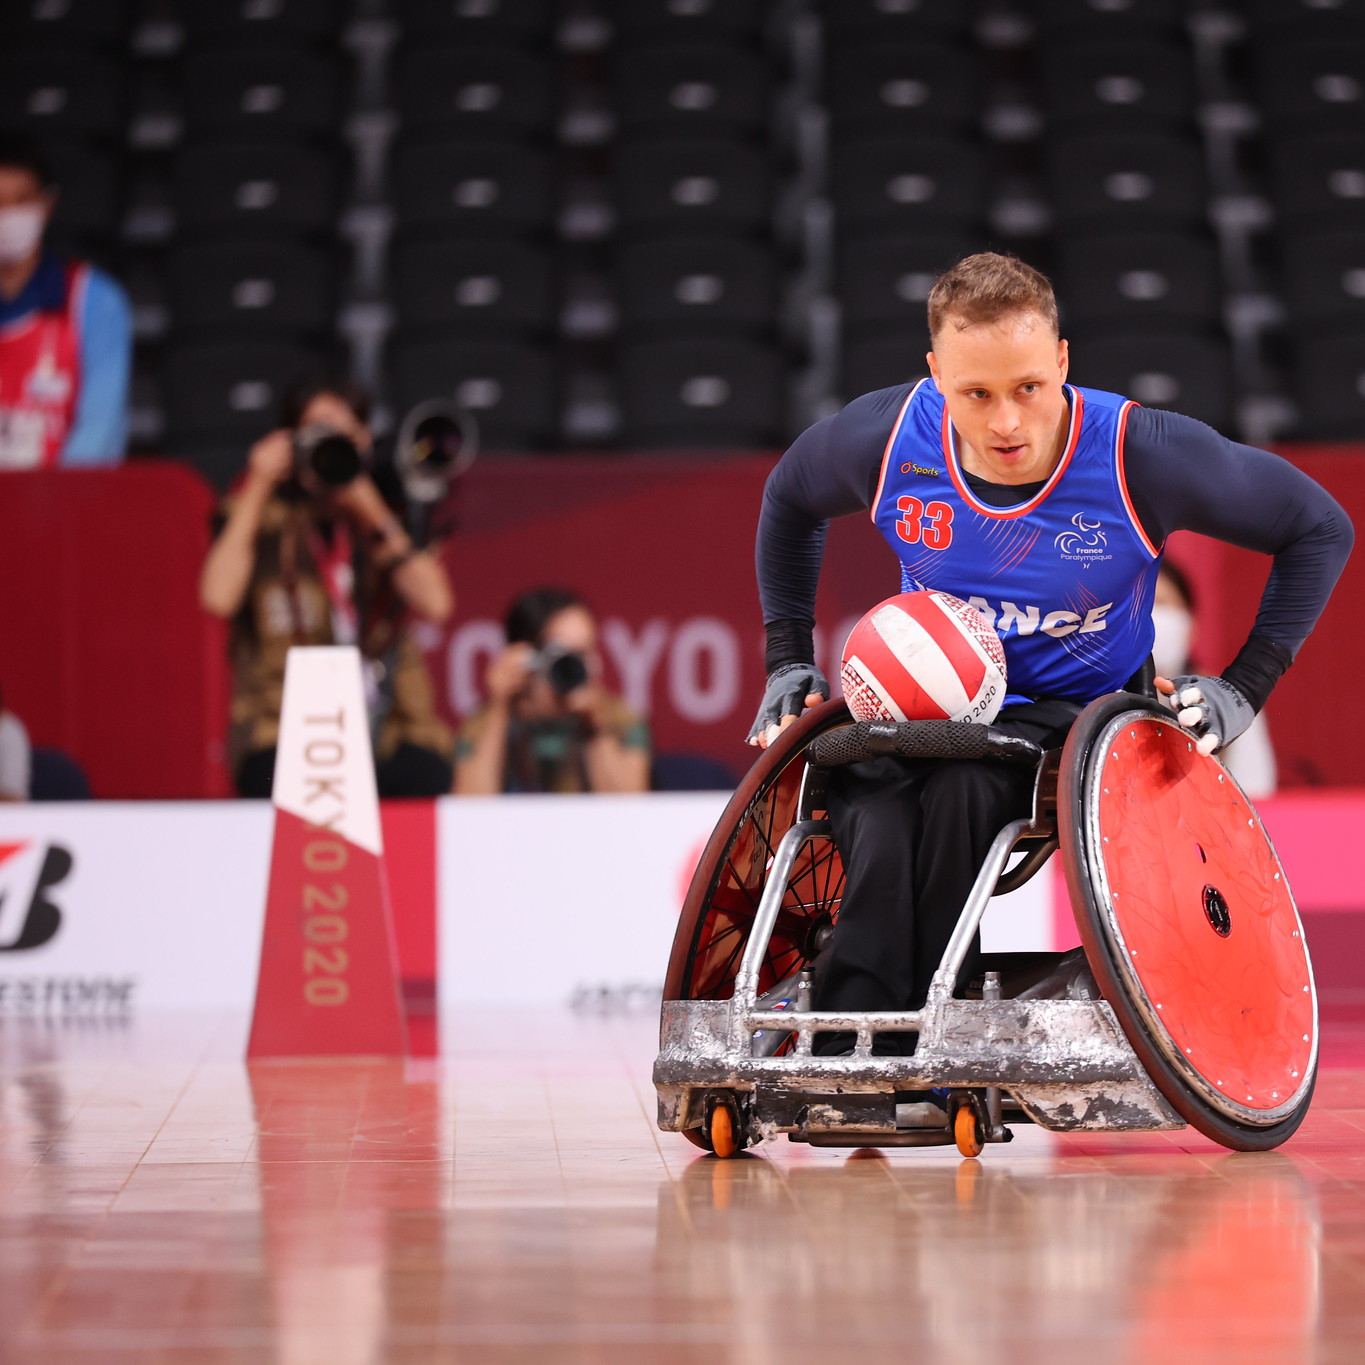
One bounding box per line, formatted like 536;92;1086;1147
757;384;1354;711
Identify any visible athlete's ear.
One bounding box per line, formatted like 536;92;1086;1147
1057;336;1069;382
927;351;942;391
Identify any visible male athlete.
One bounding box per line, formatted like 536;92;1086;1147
748;253;1352;1046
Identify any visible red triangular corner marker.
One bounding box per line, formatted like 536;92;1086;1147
248;647;408;1058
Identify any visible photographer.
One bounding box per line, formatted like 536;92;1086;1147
199;378;456;797
454;588;650;794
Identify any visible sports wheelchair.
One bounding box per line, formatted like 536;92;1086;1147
654;692;1317;1158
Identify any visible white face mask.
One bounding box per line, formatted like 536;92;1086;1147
0;204;47;265
1151;604;1193;678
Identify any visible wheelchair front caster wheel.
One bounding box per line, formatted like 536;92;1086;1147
953;1104;984;1159
697;1092;748;1158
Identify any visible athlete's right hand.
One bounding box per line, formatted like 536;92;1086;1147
747;662;830;749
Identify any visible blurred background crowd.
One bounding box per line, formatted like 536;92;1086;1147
2;0;1364;802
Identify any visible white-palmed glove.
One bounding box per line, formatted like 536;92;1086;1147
1158;673;1256;756
747;662;830;747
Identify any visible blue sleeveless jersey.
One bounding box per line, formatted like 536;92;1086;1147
871;380;1163;703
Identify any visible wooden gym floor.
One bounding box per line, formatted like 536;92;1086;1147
2;1009;1365;1364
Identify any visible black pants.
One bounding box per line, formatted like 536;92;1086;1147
816;699;1081;1024
236;742;453;799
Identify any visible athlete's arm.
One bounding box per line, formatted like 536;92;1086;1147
1123;407;1354;714
59;269;131;467
756;385;908;669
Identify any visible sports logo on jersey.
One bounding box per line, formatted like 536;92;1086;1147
1054;513;1112;565
0;840;71;952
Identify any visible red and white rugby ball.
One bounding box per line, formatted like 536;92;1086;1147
841;590;1006;725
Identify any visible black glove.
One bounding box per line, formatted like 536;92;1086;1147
1160;673;1255;756
747;662;830;746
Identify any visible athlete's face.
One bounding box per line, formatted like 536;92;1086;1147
927;310;1070;486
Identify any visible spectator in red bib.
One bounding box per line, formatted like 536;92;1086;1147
0;136;131;469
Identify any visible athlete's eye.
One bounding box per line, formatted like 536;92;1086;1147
1020;384;1039;395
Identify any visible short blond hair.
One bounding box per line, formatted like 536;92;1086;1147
927;252;1058;344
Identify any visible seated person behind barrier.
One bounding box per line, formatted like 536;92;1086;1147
199;378;456;798
0;136;130;469
454;588;649;794
0;680;30;801
749;252;1352;1051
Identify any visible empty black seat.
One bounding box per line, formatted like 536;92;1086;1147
616;238;777;336
1031;0;1183;34
175;143;338;236
391;239;555;335
180;49;343;139
1269;135;1365;227
163;340;321;443
1056;233;1221;331
1048;135;1206;228
392;140;552;236
831;138;985;235
1071;332;1234;432
389;339;558;447
841;337;925;399
614;45;771;136
43;143;121;248
611;0;763;40
1282;231;1365;330
395;47;553;137
615;140;772;235
169;240;335;335
1246;0;1365;37
1040;41;1194;130
838;233;976;336
1256;41;1365;132
0;0;131;46
618;339;784;447
395;0;554;43
0;50;123;138
182;0;341;44
826;44;979;140
1292;330;1365;437
819;0;974;42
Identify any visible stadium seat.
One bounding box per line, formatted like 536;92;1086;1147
615;140;772;236
1292;330;1365;438
825;43;979;140
392;140;552;236
818;0;974;42
1269;135;1365;227
1031;0;1183;34
181;0;341;44
1048;135;1206;228
1246;0;1365;37
837;233;977;336
613;44;772;137
163;340;322;444
841;335;926;399
180;49;343;139
0;50;124;138
169;240;336;336
0;0;130;46
610;0;764;41
616;237;777;336
394;47;553;137
44;142;121;249
395;0;555;43
1055;233;1221;331
391;239;556;335
831;138;986;235
388;339;558;447
1040;41;1194;131
175;143;339;236
1070;332;1234;432
1282;231;1365;330
618;338;784;447
1255;41;1365;132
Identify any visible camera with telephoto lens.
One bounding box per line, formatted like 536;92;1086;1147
293;423;364;488
534;644;589;697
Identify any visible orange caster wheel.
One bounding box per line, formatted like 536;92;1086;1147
692;1093;748;1158
954;1103;984;1159
710;1101;739;1158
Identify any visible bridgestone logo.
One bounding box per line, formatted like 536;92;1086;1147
0;977;137;1014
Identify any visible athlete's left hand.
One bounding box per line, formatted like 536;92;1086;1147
1154;673;1255;756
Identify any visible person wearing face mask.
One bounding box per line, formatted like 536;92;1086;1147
453;587;650;794
199;377;457;798
0;136;131;470
1153;560;1277;799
